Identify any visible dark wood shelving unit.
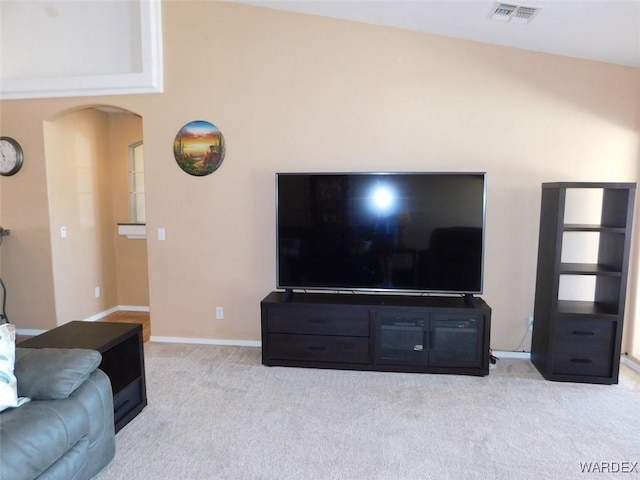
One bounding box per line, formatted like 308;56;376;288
559;263;621;275
531;182;636;384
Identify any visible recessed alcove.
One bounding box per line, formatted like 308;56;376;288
0;0;163;99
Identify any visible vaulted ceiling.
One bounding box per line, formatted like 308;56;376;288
230;1;640;67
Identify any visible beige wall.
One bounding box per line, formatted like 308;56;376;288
43;109;118;323
630;101;640;361
630;203;640;362
108;112;149;307
0;105;56;330
0;2;638;352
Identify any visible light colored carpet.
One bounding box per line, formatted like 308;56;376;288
94;342;640;480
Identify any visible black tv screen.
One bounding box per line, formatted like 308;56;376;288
276;172;486;294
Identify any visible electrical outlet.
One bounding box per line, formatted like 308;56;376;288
216;307;224;319
94;287;101;298
528;316;534;330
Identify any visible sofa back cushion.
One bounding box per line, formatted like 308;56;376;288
15;348;102;400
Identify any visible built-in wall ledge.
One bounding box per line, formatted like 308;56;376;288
117;223;146;239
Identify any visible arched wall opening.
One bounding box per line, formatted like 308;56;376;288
43;105;149;330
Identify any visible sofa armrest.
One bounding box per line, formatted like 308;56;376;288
15;348;102;400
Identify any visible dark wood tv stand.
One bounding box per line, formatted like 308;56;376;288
261;291;491;376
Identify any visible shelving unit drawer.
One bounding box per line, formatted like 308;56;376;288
554;319;616;352
553;351;614;377
267;333;370;364
552;319;616;377
267;305;369;336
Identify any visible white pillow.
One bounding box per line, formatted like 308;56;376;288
0;323;18;411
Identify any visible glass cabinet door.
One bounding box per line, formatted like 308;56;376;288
429;314;482;367
375;314;428;365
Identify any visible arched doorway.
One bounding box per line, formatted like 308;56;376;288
43;106;150;339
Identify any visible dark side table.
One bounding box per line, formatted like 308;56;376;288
19;321;147;433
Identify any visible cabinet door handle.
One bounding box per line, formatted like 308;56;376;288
570;358;592;364
572;330;595;336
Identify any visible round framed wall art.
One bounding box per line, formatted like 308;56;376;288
173;120;226;176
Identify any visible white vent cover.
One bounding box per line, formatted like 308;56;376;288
491;2;541;24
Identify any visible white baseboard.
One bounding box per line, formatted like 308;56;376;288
621;356;640;374
16;328;46;337
83;306;120;322
118;305;150;312
150;335;261;348
492;350;531;359
86;305;150;320
15;324;640;374
16;305;150;336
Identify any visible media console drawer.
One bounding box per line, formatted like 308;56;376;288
267;304;369;336
267;333;370;364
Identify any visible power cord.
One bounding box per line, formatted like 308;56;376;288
0;226;8;324
514;317;534;352
489;319;533;367
0;278;7;324
489;348;498;365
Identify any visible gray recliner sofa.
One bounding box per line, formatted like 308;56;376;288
0;348;116;480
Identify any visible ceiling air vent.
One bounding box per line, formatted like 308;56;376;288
491;2;541;24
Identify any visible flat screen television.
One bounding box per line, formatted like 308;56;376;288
276;172;486;295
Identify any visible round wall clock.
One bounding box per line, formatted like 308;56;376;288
0;136;24;176
173;120;225;176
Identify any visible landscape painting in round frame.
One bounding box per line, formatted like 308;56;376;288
173;120;226;176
